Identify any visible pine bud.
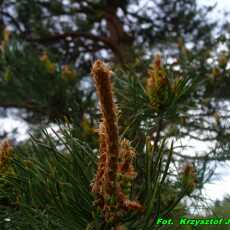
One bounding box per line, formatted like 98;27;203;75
0;139;13;172
213;111;220;124
115;225;127;230
153;52;162;69
40;52;56;74
4;67;13;81
23;160;33;169
212;67;221;79
182;164;196;195
218;52;228;69
146;53;169;110
91;60;143;223
61;65;76;80
0;29;11;52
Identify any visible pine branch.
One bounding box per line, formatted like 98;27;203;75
0;10;23;33
0;101;45;112
27;32;116;52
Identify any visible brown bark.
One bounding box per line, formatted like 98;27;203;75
104;4;134;64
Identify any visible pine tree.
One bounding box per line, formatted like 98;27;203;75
0;59;198;229
0;0;217;129
1;0;230;229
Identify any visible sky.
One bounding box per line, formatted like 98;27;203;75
200;0;230;12
197;0;230;202
0;0;230;209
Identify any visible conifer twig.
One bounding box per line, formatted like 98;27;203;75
91;60;119;197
